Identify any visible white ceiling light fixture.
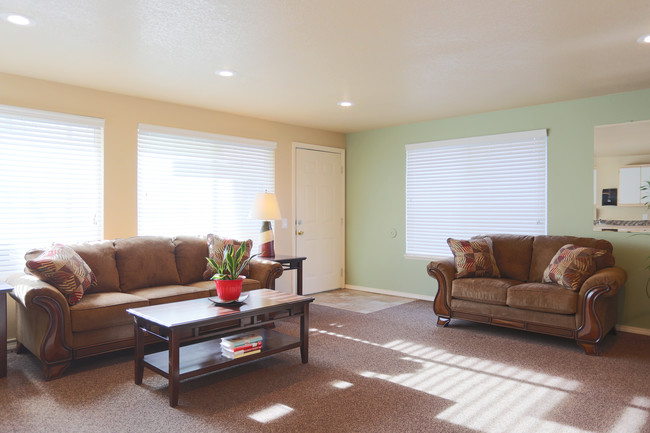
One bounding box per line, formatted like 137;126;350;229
216;70;236;77
638;34;650;44
1;13;35;26
337;101;354;108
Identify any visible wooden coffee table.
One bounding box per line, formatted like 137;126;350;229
127;289;314;407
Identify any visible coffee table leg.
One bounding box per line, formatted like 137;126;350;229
134;319;144;385
169;329;180;407
300;304;309;364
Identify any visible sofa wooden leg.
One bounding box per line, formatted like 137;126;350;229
44;361;71;380
437;316;450;327
577;341;600;356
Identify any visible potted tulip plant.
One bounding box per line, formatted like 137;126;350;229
206;243;258;301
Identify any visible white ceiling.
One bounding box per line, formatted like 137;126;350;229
1;0;650;133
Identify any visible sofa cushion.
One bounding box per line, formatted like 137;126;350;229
447;237;500;278
70;240;120;293
69;292;149;333
127;284;211;306
203;234;254;280
25;243;97;306
114;236;181;291
173;235;209;284
451;278;521;306
542;244;605;290
529;235;614;282
506;282;578;314
480;234;534;281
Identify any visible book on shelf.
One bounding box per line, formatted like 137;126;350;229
221;341;262;352
221;332;263;348
222;348;261;359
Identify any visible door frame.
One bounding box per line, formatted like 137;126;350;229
292;142;346;292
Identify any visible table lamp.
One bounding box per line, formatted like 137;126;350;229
249;192;281;257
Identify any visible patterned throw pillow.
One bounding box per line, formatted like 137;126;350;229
25;243;97;305
447;237;501;278
542;244;605;290
202;234;254;280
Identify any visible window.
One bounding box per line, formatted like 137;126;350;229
405;129;547;258
137;124;276;244
0;105;104;278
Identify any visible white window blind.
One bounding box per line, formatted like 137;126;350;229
137;124;276;244
0;105;104;278
405;129;547;258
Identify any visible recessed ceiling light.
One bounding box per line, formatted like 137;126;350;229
337;101;354;108
638;34;650;44
2;13;35;26
216;70;236;77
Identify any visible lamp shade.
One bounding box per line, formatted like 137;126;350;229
249;192;281;220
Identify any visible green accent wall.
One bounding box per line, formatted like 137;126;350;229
346;88;650;330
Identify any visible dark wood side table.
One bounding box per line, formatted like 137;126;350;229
267;255;307;295
0;281;13;378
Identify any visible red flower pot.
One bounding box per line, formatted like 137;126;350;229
214;278;243;301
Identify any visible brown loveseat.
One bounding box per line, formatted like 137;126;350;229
6;235;283;379
427;234;627;355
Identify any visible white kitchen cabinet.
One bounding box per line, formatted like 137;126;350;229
619;165;650;205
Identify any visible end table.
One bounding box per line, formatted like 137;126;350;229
267;255;307;295
0;281;13;378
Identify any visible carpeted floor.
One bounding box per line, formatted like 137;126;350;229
2;300;650;433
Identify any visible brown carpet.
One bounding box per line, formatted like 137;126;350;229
2;301;650;433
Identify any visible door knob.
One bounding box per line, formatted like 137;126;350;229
297;231;304;235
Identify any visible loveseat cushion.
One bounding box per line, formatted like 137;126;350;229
447;237;500;278
173;235;209;284
506;283;578;314
542;244;605;290
451;278;521;306
127;284;211;305
483;234;534;281
70;292;149;333
528;236;614;282
114;236;181;291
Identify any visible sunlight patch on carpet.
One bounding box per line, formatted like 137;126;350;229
313;327;642;433
248;404;294;423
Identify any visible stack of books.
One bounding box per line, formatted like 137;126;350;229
220;332;263;359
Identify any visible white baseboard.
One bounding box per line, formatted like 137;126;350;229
344;285;650;337
344;284;436;302
615;324;650;337
6;338;17;352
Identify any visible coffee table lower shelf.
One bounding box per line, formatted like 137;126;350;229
143;328;300;379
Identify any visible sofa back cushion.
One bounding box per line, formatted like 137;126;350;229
114;236;181;291
482;234;534;281
25;240;120;293
173;235;209;284
529;235;614;282
71;241;120;293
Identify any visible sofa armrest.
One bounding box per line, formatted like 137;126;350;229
248;258;284;289
576;266;627;350
427;257;456;321
6;272;70;313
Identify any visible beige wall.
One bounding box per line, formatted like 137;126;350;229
0;72;346;341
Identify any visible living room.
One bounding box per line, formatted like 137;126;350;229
2;1;650;432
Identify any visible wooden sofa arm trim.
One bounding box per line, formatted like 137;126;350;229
576;284;614;345
32;296;73;369
427;266;452;319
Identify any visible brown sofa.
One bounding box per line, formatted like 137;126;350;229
6;235;284;379
427;234;627;355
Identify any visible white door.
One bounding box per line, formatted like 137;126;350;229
295;145;345;294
